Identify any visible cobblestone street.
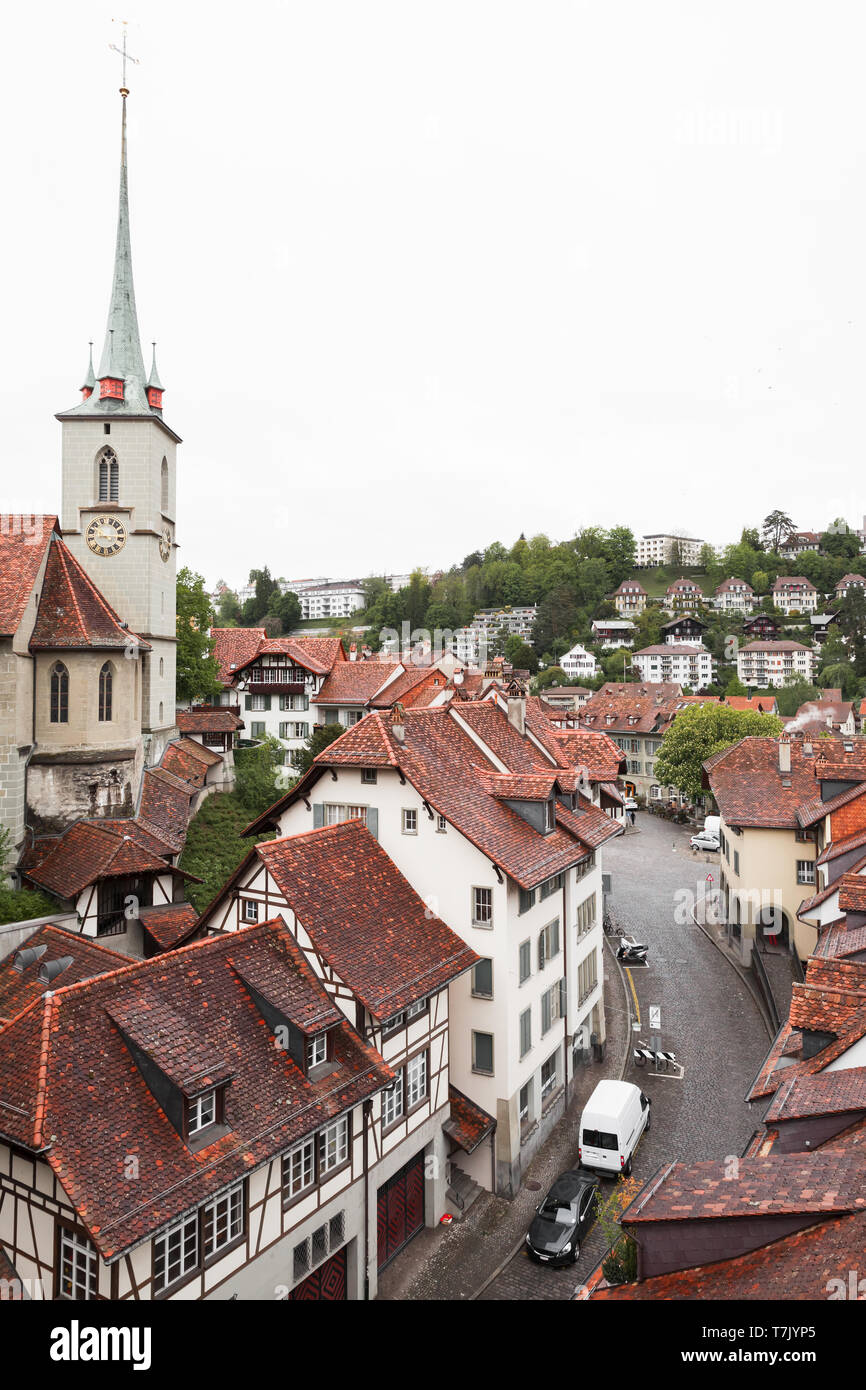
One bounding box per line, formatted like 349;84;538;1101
380;813;772;1301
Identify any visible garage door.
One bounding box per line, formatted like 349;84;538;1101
377;1152;424;1270
288;1246;347;1301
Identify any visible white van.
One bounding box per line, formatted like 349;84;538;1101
703;815;721;841
578;1079;650;1177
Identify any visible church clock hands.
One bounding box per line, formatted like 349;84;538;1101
159;525;172;562
85;514;128;557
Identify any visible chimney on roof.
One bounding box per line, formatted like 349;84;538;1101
390;701;405;744
778;736;792;775
505;679;526;736
349;643;357;662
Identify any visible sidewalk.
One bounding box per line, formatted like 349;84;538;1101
376;943;632;1300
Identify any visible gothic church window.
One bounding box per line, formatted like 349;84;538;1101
50;663;69;724
99;663;113;722
97;447;119;502
161;458;169;513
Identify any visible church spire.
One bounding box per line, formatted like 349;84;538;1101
96;88;146;394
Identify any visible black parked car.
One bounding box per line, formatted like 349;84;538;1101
525;1169;600;1266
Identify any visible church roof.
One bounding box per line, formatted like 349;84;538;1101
29;535;150;652
0;515;59;637
55;92;179;440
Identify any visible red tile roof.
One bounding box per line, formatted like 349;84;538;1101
839;873;866;913
0;514;59;638
705;738;822;830
715;576;755;594
209;627;266;685
175;707;243;734
136;902;201;951
814;920;866;960
137;768;195;852
247;704;620;889
486;772;560;801
21;821;182;898
817;827;866;864
773;576;817;591
444;1085;496;1153
764;1067;866;1124
621;1152;866;1223
591;1210;866;1301
0;919;393;1260
160;738;222;789
0;926;127;1025
788;957;866;1033
254;821;478;1019
316;661;402;705
29;537;149;652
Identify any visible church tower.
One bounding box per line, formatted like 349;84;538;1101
57;79;179;764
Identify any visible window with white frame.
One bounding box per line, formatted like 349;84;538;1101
541;1050;558;1100
382;1011;405;1036
153;1213;199;1294
406;998;427;1021
319;1116;349;1173
540;873;563;901
578;950;598;1003
797;860;816;885
402;808;418;834
472;1031;494;1074
324;804;367;826
250;721;266;739
279;721;308;739
436;814;447;833
187;1090;216;1136
242;899;258;923
58;1228;97;1299
406;1051;428;1108
472;886;493;927
203;1182;244;1257
250;694;267;711
472;958;493;998
361;768;377;784
282;1137;315;1200
306;1033;327;1068
519;886;536;914
575;853;596;882
538;918;560;969
519;939;531;984
575;893;596;935
382;1072;404;1128
519;1007;531;1059
544;799;555;832
541;978;565;1034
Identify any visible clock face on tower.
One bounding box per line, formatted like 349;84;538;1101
159;525;172;562
85;514;128;557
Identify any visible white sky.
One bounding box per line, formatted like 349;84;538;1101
2;2;865;589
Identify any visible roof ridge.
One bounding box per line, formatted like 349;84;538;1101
32;994;58;1150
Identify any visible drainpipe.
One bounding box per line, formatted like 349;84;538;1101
363;1097;372;1300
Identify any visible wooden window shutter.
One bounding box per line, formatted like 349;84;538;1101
313;804;324;828
244;694;251;710
264;695;272;710
366;808;378;840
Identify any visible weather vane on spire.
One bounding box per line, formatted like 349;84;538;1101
109;19;140;94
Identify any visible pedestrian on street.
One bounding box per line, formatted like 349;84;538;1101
629;809;636;826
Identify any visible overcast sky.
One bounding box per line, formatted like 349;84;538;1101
3;2;865;589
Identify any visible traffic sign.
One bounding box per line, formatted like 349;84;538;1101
649;1005;661;1031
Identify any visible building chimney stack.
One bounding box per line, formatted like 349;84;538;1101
778;737;792;774
390;702;406;744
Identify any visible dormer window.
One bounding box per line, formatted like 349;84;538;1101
147;386;163;409
306;1033;328;1069
99;377;124;401
544;799;555;832
187;1090;217;1136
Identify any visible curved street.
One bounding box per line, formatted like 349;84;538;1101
474;812;771;1299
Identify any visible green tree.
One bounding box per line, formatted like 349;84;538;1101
291;722;347;776
533;665;568;691
751;569;769;595
654;705;783;798
532;587;580;656
235;735;286;814
724;674;748;696
762;510;796;552
176;567;222;704
504;635;539;673
273;589;302;630
772;678;822;718
216;589;241;625
837;589;866;676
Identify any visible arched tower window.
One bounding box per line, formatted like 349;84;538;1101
161;458;169;514
98;662;113;722
50;662;69;724
97;447;119;503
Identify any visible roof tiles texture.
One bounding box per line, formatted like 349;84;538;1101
30;537;148;651
0;514;58;638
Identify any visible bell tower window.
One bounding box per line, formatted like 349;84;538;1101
50;663;69;724
98;663;113;722
161;458;169;513
98;448;119;503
